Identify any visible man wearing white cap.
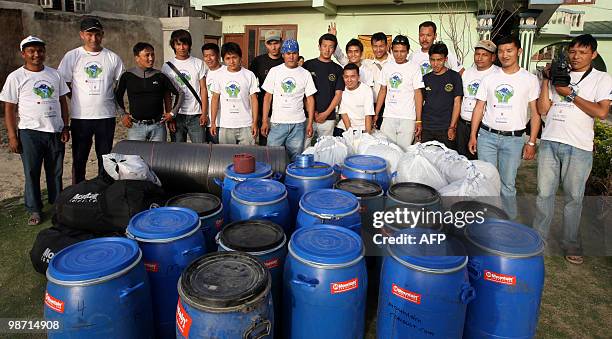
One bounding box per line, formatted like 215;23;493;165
58;17;125;184
1;36;70;225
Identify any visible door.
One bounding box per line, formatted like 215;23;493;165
223;33;246;65
244;25;298;68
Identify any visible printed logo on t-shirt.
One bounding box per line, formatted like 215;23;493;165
445;83;454;92
328;73;337;82
175;70;192;86
494;84;514;103
389;73;403;89
420;62;432;75
225;81;241;98
84;62;103;79
281;77;297;93
467;81;480;96
33;80;55;99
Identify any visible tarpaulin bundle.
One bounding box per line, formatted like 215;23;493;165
112;141;288;196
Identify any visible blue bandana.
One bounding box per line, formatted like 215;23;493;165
281;39;299;54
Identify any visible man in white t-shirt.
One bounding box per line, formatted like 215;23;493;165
161;29;208;143
58;17;124;184
261;40;317;161
375;35;424;151
202;42;223;143
210;43;259;145
534;34;612;265
409;21;464;76
327;24;375;91
468;35;541;219
338;63;375;133
458;40;499;159
1;36;70;225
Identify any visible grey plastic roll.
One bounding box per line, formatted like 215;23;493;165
111;141;288;195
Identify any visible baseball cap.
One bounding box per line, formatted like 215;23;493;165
80;17;103;32
20;36;45;51
475;40;496;53
281;39;299;54
265;30;282;43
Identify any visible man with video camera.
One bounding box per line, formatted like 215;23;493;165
534;34;612;265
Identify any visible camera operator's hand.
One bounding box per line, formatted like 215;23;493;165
541;63;552;80
554;85;572;97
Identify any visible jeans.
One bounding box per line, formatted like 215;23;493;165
534;140;592;254
381;117;415;151
456;118;477;160
267;122;305;161
421;128;457;150
174;114;204;143
71;118;115;184
304;120;335;148
206;127;219;144
19;129;65;213
127;121;167;142
476;127;525;219
219;127;255;145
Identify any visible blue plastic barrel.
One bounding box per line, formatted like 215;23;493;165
230;179;291;233
377;229;474;339
334;178;384;231
45;237;154;338
448;201;509;237
296;189;361;233
215;161;274;222
218;220;287;335
340;155;390;191
283;225;367;339
285;160;336;220
166;193;224;252
463;219;545;339
386;182;441;209
126;207;206;338
176;252;274;338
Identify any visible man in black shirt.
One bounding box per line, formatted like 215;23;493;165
250;30;284;145
115;42;184;141
303;33;344;145
421;43;463;149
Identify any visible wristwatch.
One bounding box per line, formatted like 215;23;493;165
525;141;536;147
566;88;578;102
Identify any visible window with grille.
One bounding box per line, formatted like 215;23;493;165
169;5;184;18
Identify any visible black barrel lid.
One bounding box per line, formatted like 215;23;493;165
334;178;383;198
382;205;443;232
180;252;268;309
450;200;509;220
166;193;222;217
387;182;441;206
219;220;285;252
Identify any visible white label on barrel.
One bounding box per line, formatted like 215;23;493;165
44;291;64;313
176;299;192;337
392;284;421;304
264;258;280;269
144;262;159;273
330;278;359;294
483;270;516;286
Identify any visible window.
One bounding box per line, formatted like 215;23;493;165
42;0;87;12
74;0;86;12
169;5;184;18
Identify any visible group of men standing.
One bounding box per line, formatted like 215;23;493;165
2;17;611;265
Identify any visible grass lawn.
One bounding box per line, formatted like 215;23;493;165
0;160;610;338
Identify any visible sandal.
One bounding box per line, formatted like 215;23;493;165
28;212;41;226
565;255;583;265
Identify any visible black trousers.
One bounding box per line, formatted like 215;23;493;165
71;118;115;184
456;118;477;160
421;128;457;150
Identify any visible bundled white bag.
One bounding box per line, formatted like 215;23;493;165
438;163;500;197
102;153;162;186
341;128;364;155
472;160;501;195
395;146;448;190
302;136;348;167
360;143;403;174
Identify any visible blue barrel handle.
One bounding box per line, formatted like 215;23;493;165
119;281;145;299
467;259;482;281
460;283;476;304
272;172;283;181
333;164;342;174
285;183;299;190
291;274;319;288
214;177;223;188
182;246;204;256
256;212;280;219
243;318;272;339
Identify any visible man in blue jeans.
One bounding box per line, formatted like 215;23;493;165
261;40;316;160
468;35;541;219
534;34;611;265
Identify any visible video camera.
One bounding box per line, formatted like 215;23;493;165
545;48;571;87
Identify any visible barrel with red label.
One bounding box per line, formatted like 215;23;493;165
44;237;154;338
176;252;273;338
376;228;474;339
296;189;362;234
166;193;224;252
462;219;545;338
126;207;206;338
283;225;367;339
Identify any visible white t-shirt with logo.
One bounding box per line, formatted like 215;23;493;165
162;56;208;115
409;49;464;76
461;65;500;121
541;69;612;151
0;66;70;133
476;68;540;131
58;47;124;119
363;55;393;101
378;61;424;120
211;67;260;128
338;83;375;131
262;64;317;124
206;65;225;127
